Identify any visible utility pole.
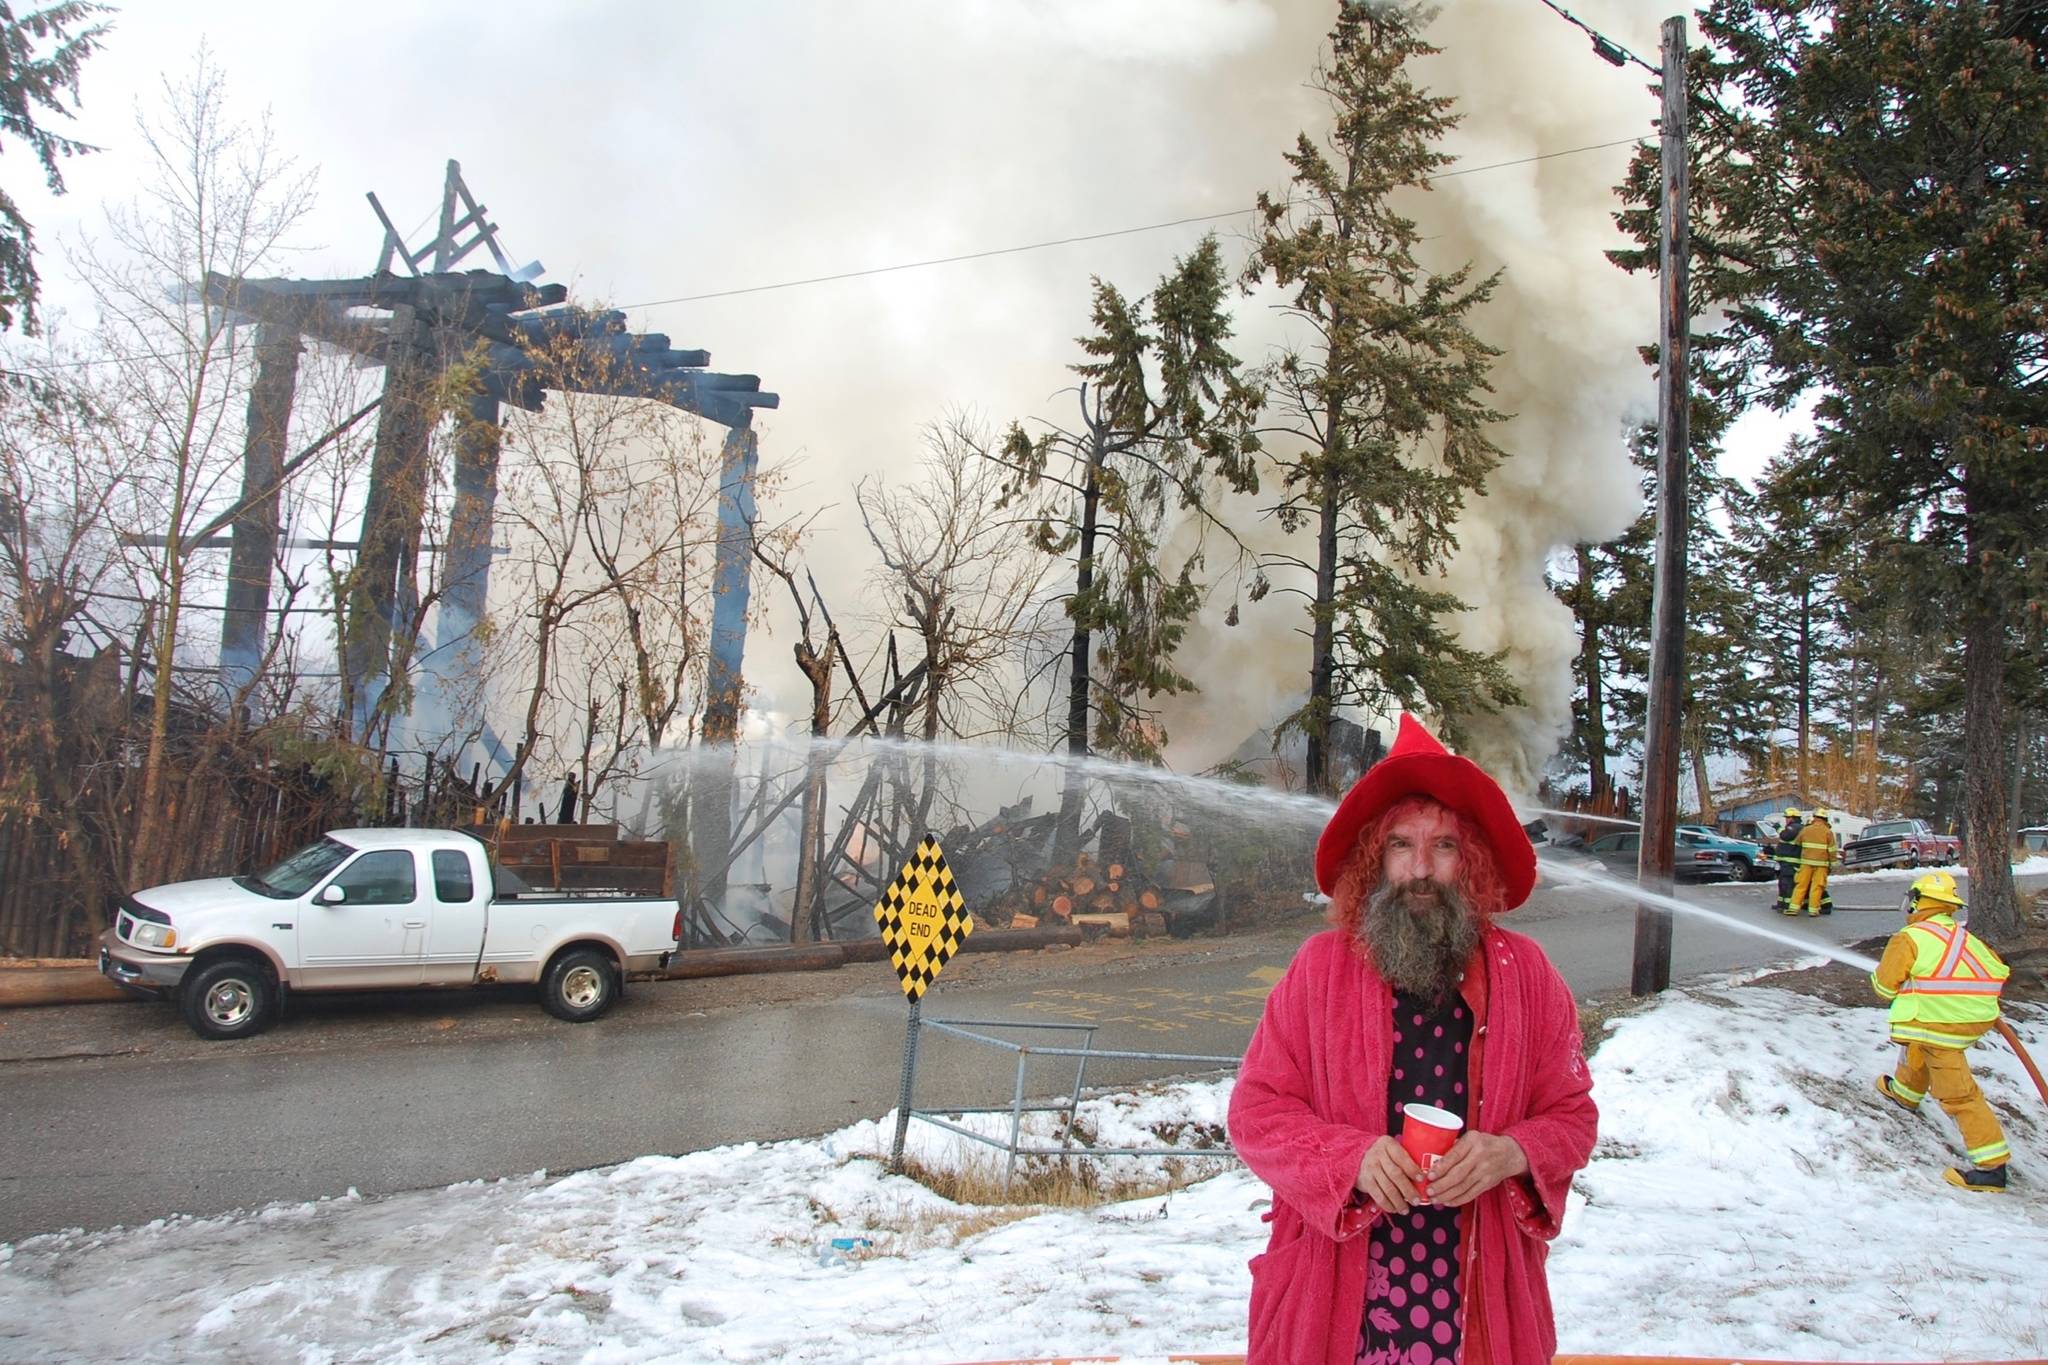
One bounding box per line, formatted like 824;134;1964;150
1631;15;1690;997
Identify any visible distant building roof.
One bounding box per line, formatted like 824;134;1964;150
1715;789;1804;823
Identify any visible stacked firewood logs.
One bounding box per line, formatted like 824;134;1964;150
999;852;1169;937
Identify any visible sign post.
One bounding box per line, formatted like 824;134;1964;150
876;835;974;1170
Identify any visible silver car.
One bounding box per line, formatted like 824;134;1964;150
1583;830;1738;883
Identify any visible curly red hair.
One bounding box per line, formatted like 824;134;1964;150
1326;793;1508;940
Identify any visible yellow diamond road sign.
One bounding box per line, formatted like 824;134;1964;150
874;836;973;1001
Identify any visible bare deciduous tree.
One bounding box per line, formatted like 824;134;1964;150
857;413;1061;746
484;325;785;825
67;53;316;877
0;356;130;947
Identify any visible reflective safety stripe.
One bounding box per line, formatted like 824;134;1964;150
1967;1136;2011;1165
1902;922;2009;996
1934;923;1970;976
1890;1077;1926;1104
1889;916;2006;1035
1889;1022;1983;1047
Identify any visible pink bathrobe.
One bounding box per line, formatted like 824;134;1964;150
1228;926;1597;1364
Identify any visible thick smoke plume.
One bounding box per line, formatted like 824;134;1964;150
1162;1;1660;790
1413;3;1658;788
27;0;1665;797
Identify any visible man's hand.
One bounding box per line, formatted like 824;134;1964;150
1424;1131;1529;1208
1355;1135;1424;1215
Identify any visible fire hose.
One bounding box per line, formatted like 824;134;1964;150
1995;1018;2048;1107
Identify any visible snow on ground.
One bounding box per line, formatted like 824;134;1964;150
1819;854;2048;886
2;986;2045;1363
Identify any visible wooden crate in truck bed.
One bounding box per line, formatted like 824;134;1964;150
484;823;676;897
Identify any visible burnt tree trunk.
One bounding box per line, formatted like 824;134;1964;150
789;636;837;945
1054;440;1105;865
1305;463;1341;796
1577;545;1609;801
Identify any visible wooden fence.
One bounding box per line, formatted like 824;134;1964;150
0;761;359;960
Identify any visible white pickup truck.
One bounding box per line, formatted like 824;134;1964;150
98;827;680;1040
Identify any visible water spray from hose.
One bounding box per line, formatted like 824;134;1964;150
634;734;1874;971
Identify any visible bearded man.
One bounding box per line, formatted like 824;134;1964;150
1228;715;1598;1365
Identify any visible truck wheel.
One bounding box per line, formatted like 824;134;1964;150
181;957;276;1041
541;948;618;1023
1731;856;1755;881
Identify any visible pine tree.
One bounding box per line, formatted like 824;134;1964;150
1628;0;2048;940
1579;422;1771;817
1550;517;1650;806
1730;460;1840;803
1245;4;1517;794
1676;477;1774;815
0;2;107;332
999;235;1261;855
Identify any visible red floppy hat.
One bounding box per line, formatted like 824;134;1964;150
1313;713;1537;908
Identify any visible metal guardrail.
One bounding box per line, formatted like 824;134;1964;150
899;1015;1242;1186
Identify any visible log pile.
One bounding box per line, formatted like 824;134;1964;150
999;851;1170;938
939;802;1221;939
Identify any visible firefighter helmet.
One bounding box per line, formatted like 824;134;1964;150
1909;870;1966;910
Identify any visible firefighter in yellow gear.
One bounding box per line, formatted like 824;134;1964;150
1785;808;1838;915
1870;870;2013;1192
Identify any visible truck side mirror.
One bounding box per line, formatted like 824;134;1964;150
318;884;346;905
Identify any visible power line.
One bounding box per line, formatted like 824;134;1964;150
4;132;1653;376
1;343;265;374
616;136;1648;310
1532;0;1663;76
0;198;439;374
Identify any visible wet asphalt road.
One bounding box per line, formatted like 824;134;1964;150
0;867;2026;1242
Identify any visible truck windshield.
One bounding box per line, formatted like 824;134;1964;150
240;838;354;899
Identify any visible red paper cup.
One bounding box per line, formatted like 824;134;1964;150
1399;1103;1463;1201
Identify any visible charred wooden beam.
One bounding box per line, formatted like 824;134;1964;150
218;320;302;694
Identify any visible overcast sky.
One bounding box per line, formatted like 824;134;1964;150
17;0;1793;782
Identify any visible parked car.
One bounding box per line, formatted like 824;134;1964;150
1676;825;1776;881
1582;830;1738;883
98;828;682;1040
1840;818;1961;871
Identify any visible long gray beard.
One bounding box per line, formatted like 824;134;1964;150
1361;878;1482;1004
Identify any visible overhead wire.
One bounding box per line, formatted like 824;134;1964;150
616;135;1648;311
1530;0;1663;76
3;132;1651;375
1;207;446;377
